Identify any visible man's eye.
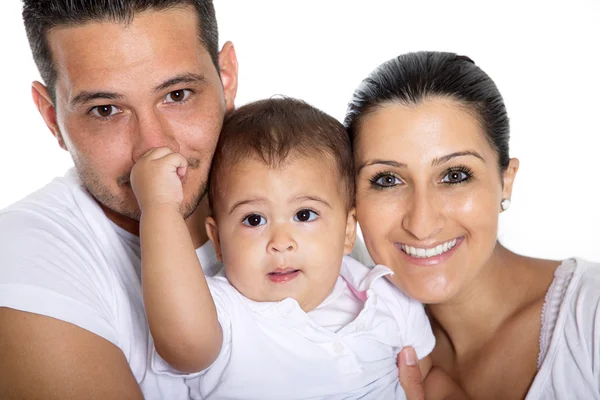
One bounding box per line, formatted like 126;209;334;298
242;214;266;227
371;174;402;187
164;89;191;103
294;209;317;222
90;105;120;118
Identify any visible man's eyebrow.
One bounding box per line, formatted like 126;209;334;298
71;91;123;108
153;73;207;93
229;198;268;215
431;151;485;167
292;195;332;209
356;160;408;174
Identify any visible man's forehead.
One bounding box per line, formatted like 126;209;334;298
47;7;213;101
47;6;202;61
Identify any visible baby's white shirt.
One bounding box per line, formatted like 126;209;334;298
152;256;435;400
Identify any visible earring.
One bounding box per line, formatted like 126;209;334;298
501;198;511;211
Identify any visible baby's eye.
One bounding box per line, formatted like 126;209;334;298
371;174;402;187
294;209;317;222
242;214;266;227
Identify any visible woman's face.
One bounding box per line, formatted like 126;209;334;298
354;97;518;304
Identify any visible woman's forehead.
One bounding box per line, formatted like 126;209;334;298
355;98;496;162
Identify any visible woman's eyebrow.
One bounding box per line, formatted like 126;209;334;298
431;151;485;166
356;160;408;174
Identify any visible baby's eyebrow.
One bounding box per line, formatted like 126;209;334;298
228;198;268;215
292;196;332;209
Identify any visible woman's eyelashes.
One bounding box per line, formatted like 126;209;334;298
440;165;474;185
241;209;319;227
368;165;474;189
369;171;403;189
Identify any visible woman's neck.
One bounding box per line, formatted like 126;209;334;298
426;245;554;358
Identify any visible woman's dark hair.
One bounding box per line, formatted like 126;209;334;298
344;51;510;171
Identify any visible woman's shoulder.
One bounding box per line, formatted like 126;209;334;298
529;258;600;397
544;257;600;314
564;257;600;292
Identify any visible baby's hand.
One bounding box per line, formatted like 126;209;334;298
130;147;188;214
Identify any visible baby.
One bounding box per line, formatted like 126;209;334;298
131;97;434;399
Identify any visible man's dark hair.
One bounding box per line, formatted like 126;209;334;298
22;0;219;102
209;97;355;212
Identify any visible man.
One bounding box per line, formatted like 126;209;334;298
0;1;237;398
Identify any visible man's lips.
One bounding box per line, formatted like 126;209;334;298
267;268;301;283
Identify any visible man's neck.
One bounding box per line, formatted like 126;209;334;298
100;198;211;249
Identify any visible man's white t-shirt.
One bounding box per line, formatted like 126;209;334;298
153;256;435;400
0;170;203;399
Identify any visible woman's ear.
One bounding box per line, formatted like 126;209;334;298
501;158;520;210
205;216;223;262
343;207;358;255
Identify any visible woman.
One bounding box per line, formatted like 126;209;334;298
345;52;600;399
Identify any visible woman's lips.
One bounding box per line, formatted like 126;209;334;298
395;237;464;266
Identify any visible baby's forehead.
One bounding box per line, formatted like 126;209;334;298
224;151;341;177
212;153;347;197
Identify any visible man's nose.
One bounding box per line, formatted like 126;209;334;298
131;111;180;162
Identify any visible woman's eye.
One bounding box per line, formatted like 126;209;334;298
90;105;120;118
164;89;191;103
441;170;469;184
372;174;401;187
294;209;317;222
242;214;266;227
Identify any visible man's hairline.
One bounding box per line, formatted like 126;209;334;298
43;3;218;102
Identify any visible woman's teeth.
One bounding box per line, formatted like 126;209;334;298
401;238;457;258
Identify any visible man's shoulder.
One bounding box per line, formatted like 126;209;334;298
0;171;100;239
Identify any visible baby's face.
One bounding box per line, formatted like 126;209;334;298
208;154;356;312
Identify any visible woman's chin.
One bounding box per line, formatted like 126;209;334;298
386;270;458;305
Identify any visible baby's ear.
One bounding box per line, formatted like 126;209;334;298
205;216;223;261
343;208;357;255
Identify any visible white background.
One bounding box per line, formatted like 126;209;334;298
1;0;599;261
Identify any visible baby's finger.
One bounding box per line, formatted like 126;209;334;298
160;152;189;180
140;146;174;161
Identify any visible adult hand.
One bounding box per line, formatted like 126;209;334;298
398;347;471;400
130;147;188;214
398;347;425;400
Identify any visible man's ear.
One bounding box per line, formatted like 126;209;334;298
218;41;238;112
500;158;519;212
343;207;358;255
205;216;223;262
31;81;67;151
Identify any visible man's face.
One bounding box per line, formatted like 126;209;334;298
37;6;237;229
